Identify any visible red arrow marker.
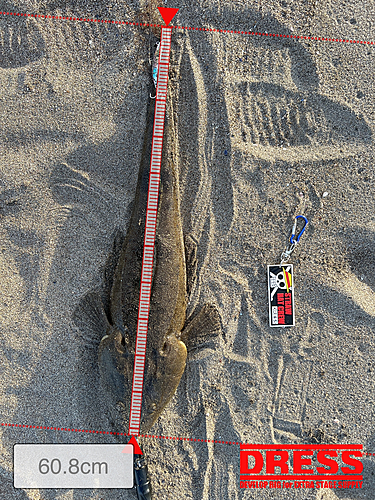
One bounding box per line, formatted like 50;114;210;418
127;436;143;455
121;444;133;454
157;7;179;26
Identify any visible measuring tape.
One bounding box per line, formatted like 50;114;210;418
128;26;172;437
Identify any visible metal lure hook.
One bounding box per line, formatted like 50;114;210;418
149;42;160;99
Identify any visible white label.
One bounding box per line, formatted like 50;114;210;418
14;444;133;489
272;306;279;324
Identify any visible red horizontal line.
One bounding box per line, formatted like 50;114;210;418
2;422;371;451
240;475;363;481
240;444;363;450
1;420;373;457
0;422;250;445
0;11;373;46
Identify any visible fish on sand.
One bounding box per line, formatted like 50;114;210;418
74;95;221;434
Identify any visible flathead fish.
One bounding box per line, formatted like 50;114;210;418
74;96;221;434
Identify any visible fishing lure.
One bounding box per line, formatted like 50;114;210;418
150;42;160;98
267;215;308;327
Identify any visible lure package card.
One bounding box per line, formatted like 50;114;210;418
268;264;295;327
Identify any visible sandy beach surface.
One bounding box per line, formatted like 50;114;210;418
0;0;375;498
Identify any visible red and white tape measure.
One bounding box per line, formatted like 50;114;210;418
128;25;173;436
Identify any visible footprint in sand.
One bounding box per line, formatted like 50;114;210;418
172;5;374;498
0;10;45;68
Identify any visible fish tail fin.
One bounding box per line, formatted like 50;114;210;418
181;304;222;351
73;292;110;347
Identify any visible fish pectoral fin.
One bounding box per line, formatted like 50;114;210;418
180;304;222;351
73;292;111;347
184;234;198;298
